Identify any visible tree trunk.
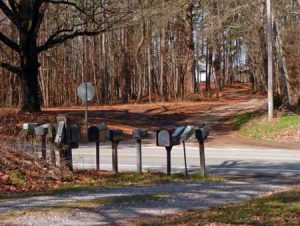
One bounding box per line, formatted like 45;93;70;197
20;34;41;112
183;3;197;95
274;18;292;105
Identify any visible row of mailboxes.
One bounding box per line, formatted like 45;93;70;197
24;123;207;147
23;119;209;174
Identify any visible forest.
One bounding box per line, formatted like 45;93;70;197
0;0;299;112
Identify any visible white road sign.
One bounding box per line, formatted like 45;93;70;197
77;82;95;103
77;82;96;127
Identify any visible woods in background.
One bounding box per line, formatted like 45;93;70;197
0;0;299;111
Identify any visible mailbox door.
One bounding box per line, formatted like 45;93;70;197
171;126;186;144
180;125;195;142
200;126;209;140
157;130;171;147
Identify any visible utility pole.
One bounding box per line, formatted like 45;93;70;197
267;0;274;121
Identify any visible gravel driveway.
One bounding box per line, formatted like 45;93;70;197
1;175;293;226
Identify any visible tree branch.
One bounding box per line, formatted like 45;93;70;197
0;1;20;27
0;31;20;53
38;29;105;53
0;61;20;74
38;12;130;53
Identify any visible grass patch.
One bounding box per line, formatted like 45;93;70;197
140;187;300;226
233;112;256;131
234;112;300;140
0;171;223;200
8;170;26;187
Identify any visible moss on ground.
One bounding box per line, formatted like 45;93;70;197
233;112;300;140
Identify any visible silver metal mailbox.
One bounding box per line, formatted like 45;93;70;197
171;126;186;144
55;121;65;144
34;124;49;136
132;128;148;140
157;130;171;147
180;125;195;142
98;124;108;142
23;123;39;136
108;130;123;142
195;124;209;141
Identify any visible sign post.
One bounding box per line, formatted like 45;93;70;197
77;82;96;129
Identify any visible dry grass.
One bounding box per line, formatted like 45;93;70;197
139;186;300;226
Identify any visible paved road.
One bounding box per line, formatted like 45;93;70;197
73;139;300;177
2;140;299;225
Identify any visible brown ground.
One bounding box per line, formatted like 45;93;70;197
0;83;299;149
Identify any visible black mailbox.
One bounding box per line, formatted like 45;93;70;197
195;124;209;142
98;124;108;142
88;126;99;142
132;128;148;140
171;126;186;144
109;130;123;142
34;124;49;136
69;124;80;148
180;125;195;142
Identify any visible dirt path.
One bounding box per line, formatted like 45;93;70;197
3;83;298;149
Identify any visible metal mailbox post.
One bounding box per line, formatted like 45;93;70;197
156;126;186;175
195;124;209;177
23;123;39;152
88;124;108;170
69;125;81;148
67;124;81;169
34;124;49;160
180;125;195;176
132;128;148;174
54;115;80;171
97;124;108;170
47;123;57;166
108;130;124;173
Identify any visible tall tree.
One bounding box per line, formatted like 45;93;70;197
0;0;133;112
